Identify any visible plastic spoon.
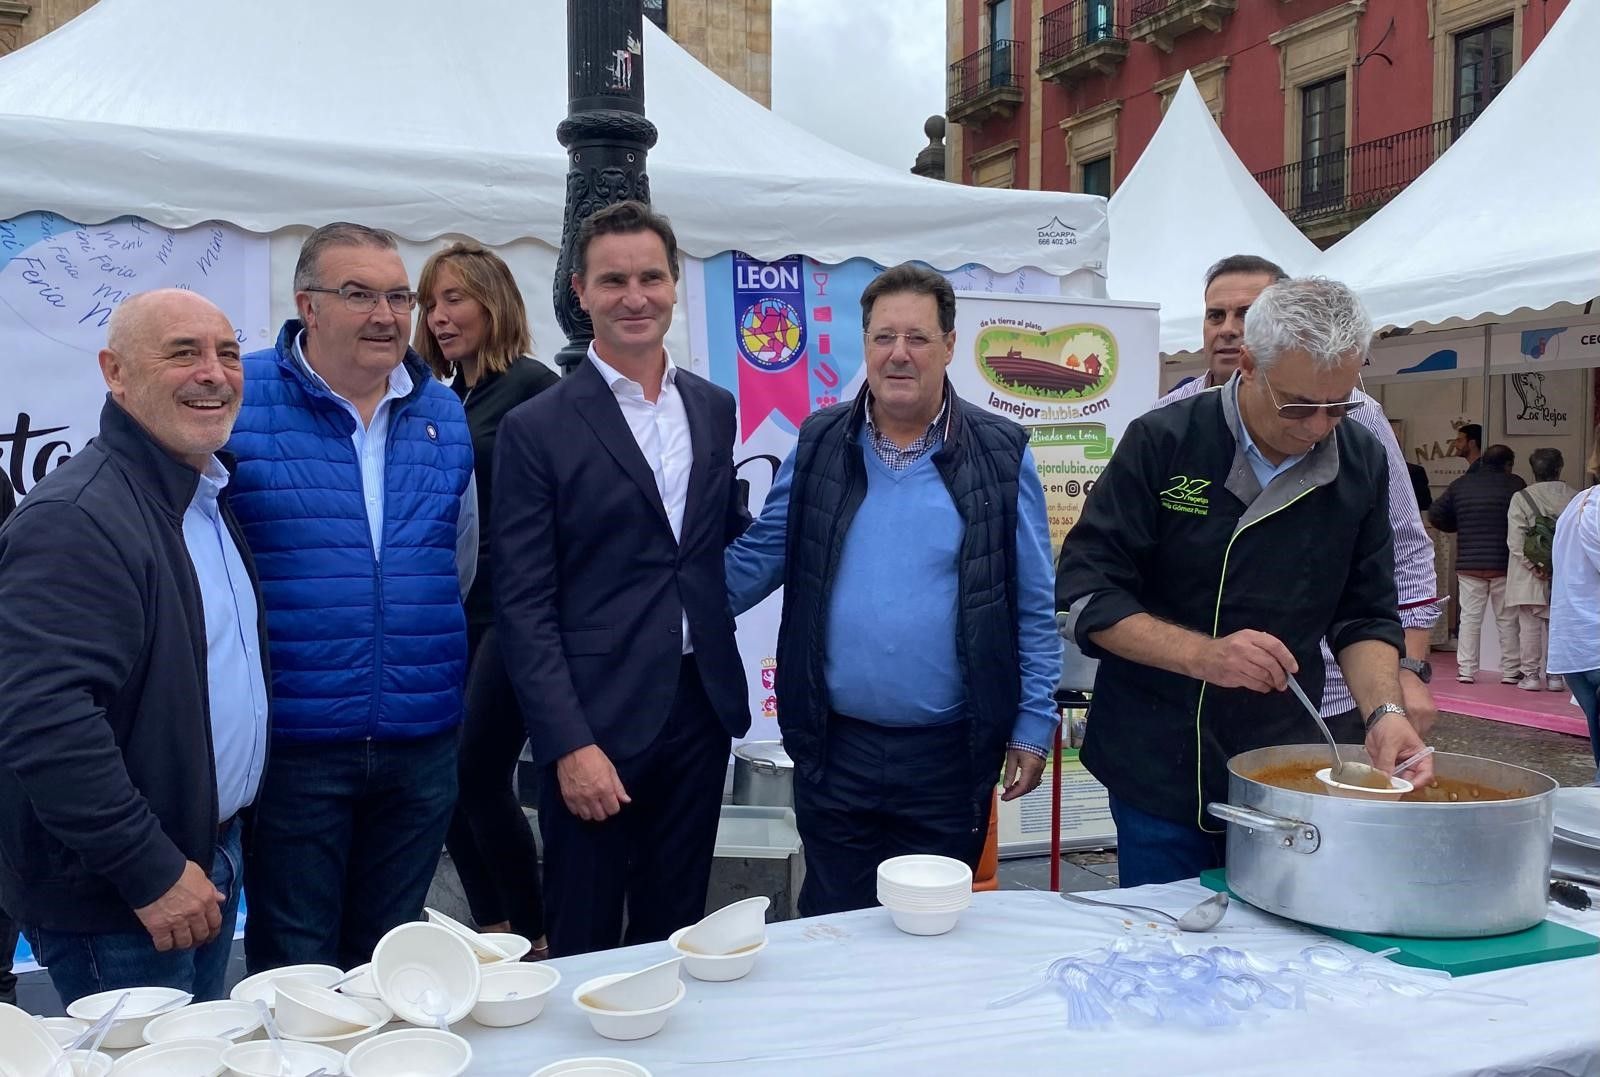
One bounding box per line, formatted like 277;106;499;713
53;992;128;1075
254;998;292;1077
1060;890;1229;932
1392;746;1436;777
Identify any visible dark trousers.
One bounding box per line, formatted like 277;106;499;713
444;624;545;938
0;906;16;1006
27;818;243;1006
1107;795;1227;888
244;729;458;973
539;656;730;957
794;713;989;918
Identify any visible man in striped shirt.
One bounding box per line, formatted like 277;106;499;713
1157;255;1442;737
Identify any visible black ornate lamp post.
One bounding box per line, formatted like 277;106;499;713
552;0;659;374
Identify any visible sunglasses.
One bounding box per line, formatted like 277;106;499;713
1261;369;1367;420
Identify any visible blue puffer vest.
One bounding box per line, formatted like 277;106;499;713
226;321;473;743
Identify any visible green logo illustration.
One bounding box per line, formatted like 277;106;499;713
975;323;1117;401
1159;475;1211;516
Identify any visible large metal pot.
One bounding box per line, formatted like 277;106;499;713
1207;744;1556;938
732;741;794;807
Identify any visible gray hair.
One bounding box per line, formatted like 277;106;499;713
293;222;401;292
1243;277;1372;372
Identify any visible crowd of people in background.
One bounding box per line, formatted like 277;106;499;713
0;204;1596;1011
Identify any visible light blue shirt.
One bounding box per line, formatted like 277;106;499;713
182;457;269;822
293;333;478;597
725;436;1060;756
1235;396;1306;490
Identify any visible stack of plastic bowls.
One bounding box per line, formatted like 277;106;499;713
876;854;972;936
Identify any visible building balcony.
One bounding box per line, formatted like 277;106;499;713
1038;2;1130;85
1252;118;1460;242
948;40;1025;126
1128;0;1236;53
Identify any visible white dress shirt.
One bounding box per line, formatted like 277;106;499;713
1547;487;1600;676
589;344;694;653
294;332;478;598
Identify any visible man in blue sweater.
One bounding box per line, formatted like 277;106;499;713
227;224;478;972
726;264;1059;915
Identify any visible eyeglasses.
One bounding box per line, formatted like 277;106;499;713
1261;369;1367;420
303;285;418;314
866;330;947;354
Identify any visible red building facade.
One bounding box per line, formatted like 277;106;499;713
944;0;1569;243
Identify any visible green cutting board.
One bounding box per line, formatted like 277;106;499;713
1198;868;1598;976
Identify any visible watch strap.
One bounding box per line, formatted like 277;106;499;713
1365;702;1408;733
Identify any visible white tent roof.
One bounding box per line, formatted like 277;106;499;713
0;0;1105;276
1317;0;1600;331
1105;74;1319;354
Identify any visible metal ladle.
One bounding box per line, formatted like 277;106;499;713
1285;674;1393;790
1060;890;1230;932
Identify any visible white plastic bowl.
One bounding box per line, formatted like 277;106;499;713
571;974;686;1041
876;885;971;908
469;962;561;1027
219;1038;345;1077
667;926;766;982
274;980;381;1038
574;957;681;1012
229;964;343;1007
60;1049;114;1076
1316;766;1413;801
877;854;972;891
371;922;481;1028
38;1015;88;1047
0;1002;63;1075
474;931;533;964
142;999;261;1044
676;895;769;956
66;987;191;1049
112;1036;231;1076
342;1027;471;1077
335;964;382;1000
530;1060;653;1077
423;907;516;963
887;905;965;936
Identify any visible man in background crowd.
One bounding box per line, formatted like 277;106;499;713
1159;255;1441;735
0;290;268;1004
228;224;477;972
1452;423;1483;473
1430;445;1525;684
1505;447;1577;692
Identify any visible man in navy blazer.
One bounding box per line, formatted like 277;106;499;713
494;201;751;956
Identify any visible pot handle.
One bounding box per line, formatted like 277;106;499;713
1206;803;1320;853
749;758;780;775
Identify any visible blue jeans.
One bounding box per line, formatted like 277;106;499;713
243;731;458;973
26;818;242;1006
1564;668;1600;782
1108;795;1225;888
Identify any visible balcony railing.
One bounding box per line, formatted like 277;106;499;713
948;39;1025;121
1129;0;1171;17
1253;118;1468;226
1127;0;1235;52
1042;2;1124;59
1039;2;1130;82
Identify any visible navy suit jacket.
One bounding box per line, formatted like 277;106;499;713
493;357;752;766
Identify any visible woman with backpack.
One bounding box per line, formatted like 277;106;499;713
1507;447;1578;692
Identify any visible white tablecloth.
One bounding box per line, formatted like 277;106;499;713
457;883;1600;1076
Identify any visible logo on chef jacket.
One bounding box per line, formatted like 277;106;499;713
1159;475;1211;516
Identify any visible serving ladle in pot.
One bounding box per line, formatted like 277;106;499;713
1284;674;1394;791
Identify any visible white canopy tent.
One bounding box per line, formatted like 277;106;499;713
1106;73;1319;359
0;0;1108;354
1316;0;1599;336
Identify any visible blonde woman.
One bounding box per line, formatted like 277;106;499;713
416;241;557;956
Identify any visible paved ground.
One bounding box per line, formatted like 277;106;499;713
11;711;1594;1016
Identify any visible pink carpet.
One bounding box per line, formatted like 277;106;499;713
1429;651;1589;737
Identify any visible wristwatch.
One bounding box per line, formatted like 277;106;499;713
1399;657;1433;684
1365;702;1408;733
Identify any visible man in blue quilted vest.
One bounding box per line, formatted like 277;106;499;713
227;223;477;972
